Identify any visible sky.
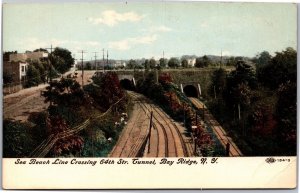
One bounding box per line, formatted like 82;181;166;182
3;2;297;61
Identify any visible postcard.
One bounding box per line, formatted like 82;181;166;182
2;1;297;189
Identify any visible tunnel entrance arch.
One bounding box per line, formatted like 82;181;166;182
120;79;135;90
183;85;198;97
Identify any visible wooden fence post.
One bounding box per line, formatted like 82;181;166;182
148;111;153;153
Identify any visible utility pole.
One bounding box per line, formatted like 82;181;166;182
45;45;54;106
93;52;98;71
72;54;76;72
220;50;223;68
102;49;105;73
45;44;54;82
78;50;86;86
163;50;166;68
106;50;109;69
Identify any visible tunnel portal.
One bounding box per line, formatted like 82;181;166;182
120;79;135;90
183;85;198;97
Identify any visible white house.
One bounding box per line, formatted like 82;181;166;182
187;58;196;67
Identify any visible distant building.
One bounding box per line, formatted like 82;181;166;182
3;51;48;84
9;51;48;62
3;61;28;83
187;58;196;67
114;60;126;68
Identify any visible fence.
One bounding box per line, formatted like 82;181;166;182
3;83;23;95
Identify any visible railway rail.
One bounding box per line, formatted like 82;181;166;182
189;97;243;156
110;91;191;157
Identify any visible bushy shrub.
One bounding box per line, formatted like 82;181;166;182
89;72;124;110
3;120;36;157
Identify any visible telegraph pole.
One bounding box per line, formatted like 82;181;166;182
220;50;223;68
72;54;76;72
93;52;98;71
163;50;165;68
78;50;86;86
102;49;105;73
45;44;54;82
106;50;109;68
45;44;54;106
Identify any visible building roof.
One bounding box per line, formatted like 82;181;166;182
9;51;48;62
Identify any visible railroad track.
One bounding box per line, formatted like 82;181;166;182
125;91;189;157
137;101;168;157
109;103;149;157
189;97;243;156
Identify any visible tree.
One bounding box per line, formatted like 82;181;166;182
85;62;92;70
42;77;89;130
159;58;168;68
181;59;188;68
25;65;41;87
29;60;46;83
48;66;60;80
51;47;74;74
223;60;257;116
41;78;86;156
149;58;156;69
210;68;226;99
143;59;150;71
232;83;252;108
134;64;144;69
251;101;276;136
195;55;211;68
44;78;100;157
90;72;124;110
202;55;211;67
195;57;204;68
253;51;272;67
127;59;137;69
136;72;166;104
257;47;296;89
226;57;236;66
158;73;173;84
254;51;272;77
168;57;180;68
42;78;86;109
3;120;35;157
227;60;257;90
275;81;296;155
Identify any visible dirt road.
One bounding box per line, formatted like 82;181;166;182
3;84;49;121
3;70;96;122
